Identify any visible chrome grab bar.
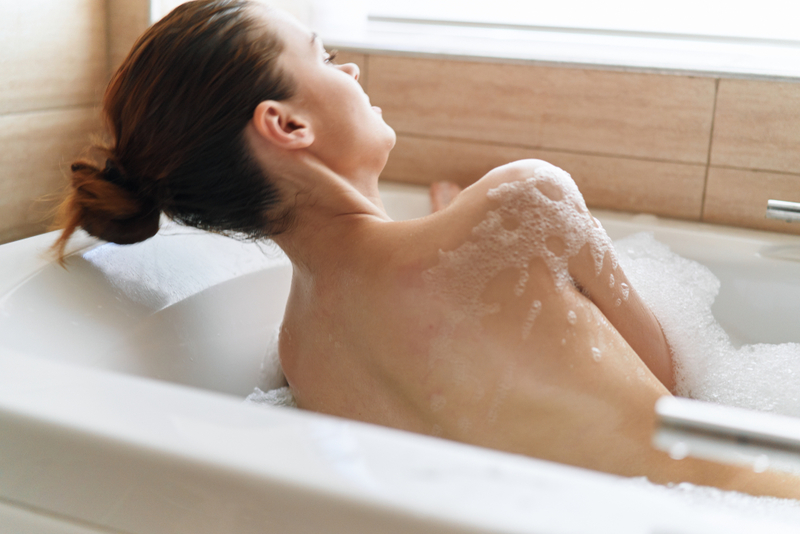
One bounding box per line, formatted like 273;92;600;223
766;199;800;223
653;397;800;474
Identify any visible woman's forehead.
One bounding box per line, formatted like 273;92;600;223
258;6;316;51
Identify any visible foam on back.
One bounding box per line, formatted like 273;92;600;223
424;163;614;333
616;232;800;416
421;163;615;418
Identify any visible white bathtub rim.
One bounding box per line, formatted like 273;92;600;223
3;347;800;533
0;230;96;297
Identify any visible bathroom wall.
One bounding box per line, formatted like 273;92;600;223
1;3;797;244
0;0;149;246
0;0;105;244
339;51;800;235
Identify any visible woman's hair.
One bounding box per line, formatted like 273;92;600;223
53;0;295;259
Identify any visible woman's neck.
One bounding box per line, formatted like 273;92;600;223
269;154;390;273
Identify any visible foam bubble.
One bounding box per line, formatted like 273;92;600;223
669;441;689;460
623;476;800;525
424;163;615;352
591;347;602;362
421;163;615;419
522;300;542;340
753;455;770;473
514;270;529;297
619;282;630;300
425;163;613;308
616;232;800;416
567;310;578;325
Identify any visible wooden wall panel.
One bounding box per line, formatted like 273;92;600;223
0;108;101;244
382;134;705;220
0;0;107;114
703;167;800;234
108;0;152;74
369;55;716;164
711;79;800;174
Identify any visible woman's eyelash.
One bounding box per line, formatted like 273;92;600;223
324;50;338;63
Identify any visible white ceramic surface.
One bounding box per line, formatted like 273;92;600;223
2;181;800;533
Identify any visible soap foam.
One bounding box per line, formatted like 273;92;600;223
616;232;800;416
424;163;615;339
623;477;800;525
421;163;615;427
567;310;578;325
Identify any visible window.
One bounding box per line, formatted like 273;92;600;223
361;0;800;79
369;0;800;44
150;0;800;79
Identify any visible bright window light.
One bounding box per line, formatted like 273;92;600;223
369;0;800;44
149;0;800;78
152;1;800;44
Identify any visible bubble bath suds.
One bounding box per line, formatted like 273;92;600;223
420;163;618;418
616;232;800;416
423;163;615;340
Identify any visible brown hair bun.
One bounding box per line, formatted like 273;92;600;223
54;158;160;257
54;0;296;262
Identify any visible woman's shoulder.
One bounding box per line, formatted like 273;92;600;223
471;159;556;189
384;160;580;256
459;159;576;202
436;159;582;227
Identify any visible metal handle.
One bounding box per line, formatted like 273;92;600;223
653;397;800;473
766;199;800;222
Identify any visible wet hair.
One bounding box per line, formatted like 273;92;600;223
53;0;295;259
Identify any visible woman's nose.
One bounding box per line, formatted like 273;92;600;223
340;62;359;81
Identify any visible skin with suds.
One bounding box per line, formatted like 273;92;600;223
247;7;800;500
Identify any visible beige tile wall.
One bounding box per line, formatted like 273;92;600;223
381;135;706;220
0;0;106;115
706;79;800;232
711;79;800;174
0;0;109;244
369;56;717;163
361;53;800;235
2;3;798;243
0;109;101;243
108;0;152;74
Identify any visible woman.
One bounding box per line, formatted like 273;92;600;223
55;0;799;498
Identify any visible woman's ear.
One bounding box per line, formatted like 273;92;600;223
251;100;314;149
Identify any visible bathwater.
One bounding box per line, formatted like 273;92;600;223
617;232;800;417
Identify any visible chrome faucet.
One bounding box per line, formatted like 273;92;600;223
766;200;800;222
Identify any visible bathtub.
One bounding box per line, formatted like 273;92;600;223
1;181;800;533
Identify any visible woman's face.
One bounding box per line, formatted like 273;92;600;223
266;9;396;185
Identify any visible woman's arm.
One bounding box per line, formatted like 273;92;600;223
568;240;676;392
429;161;675;391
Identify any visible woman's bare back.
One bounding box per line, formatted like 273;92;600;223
279;160;800;498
